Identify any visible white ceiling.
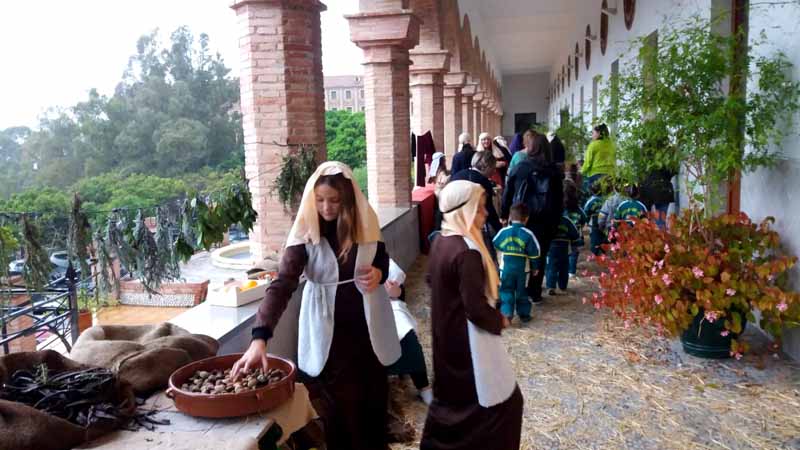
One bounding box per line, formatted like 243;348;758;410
458;0;582;76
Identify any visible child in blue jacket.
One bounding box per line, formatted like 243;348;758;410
583;182;606;256
493;204;541;323
614;184;648;227
563;181;588;277
546;192;581;295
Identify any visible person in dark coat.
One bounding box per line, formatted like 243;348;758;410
502;134;564;303
451;132;475;175
450;151;503;234
508;133;524;156
421;180;523;450
639;168;676;230
233;162;398;450
549;133;567;169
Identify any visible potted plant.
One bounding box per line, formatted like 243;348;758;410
593;14;800;358
590;212;800;358
76;288;96;334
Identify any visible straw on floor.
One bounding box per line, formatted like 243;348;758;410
390;256;800;450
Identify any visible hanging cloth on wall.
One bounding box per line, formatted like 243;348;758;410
415;131;436;187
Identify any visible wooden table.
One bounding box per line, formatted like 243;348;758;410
79;384;315;450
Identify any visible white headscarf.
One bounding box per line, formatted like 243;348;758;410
492;136;509;160
427;152;445;180
286;161;381;247
458;132;472;152
439;180;499;303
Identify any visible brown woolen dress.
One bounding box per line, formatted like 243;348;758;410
421;234;524;450
252;219;390;450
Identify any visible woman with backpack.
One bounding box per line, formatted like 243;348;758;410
501;134;563;303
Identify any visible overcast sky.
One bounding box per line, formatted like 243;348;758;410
0;0;362;130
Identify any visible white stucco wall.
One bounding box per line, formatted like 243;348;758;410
547;0;711;128
500;72;550;137
741;2;800;360
544;0;800;360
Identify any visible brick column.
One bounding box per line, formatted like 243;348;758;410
461;83;476;140
481;98;491;137
409;49;449;155
348;10;420;208
473;91;484;136
232;0;327;259
443;72;466;163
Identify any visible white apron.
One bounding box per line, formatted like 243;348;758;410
297;239;401;377
463;237;518;407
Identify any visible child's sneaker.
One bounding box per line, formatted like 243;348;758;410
519;315;532;323
559;288;569;295
548;288;558;296
569;273;578;279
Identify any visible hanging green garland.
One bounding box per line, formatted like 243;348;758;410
67;194;92;279
272;144;317;210
20;215;52;292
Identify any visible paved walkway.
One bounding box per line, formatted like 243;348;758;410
391;256;800;450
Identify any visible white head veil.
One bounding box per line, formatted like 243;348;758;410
458;132;472;152
427;152;445;180
439;180;499;303
286;161;381;247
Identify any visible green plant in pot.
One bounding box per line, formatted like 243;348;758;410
591;212;800;358
593;14;800;358
76;288;97;333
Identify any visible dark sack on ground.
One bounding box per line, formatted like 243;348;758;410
69;323;218;395
0;350;136;450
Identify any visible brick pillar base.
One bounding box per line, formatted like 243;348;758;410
349;10;420;208
233;0;327;259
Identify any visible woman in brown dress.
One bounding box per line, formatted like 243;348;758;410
421;180;524;450
232;161;401;450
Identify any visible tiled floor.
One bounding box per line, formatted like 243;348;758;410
95;305;190;326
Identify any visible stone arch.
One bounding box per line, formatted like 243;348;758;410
441;0;464;72
461;14;475;74
409;0;445;50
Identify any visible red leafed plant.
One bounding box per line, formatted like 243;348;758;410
590;211;800;357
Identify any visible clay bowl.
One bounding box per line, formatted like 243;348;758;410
166;353;296;418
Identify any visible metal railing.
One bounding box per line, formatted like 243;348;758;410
0;265;94;355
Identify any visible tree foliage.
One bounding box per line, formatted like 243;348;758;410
602;16;800;215
325;110;366;169
0;27;242;195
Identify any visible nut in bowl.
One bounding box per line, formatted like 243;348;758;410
167;353;296;418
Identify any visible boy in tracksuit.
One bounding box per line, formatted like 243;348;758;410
563;181;588;277
583;183;606;256
546;213;581;295
614;184;648;228
493;204;541;323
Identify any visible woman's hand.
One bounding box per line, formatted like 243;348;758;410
231;339;269;380
385;280;402;298
356;265;382;293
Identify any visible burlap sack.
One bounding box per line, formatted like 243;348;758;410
0;350;136;450
69;323;218;395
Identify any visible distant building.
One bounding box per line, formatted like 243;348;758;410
324;75;365;112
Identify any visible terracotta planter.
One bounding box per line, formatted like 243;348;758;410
680;310;747;359
77;310;93;334
166;353;296;418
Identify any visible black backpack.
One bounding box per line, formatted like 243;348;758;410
513;169;552;216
